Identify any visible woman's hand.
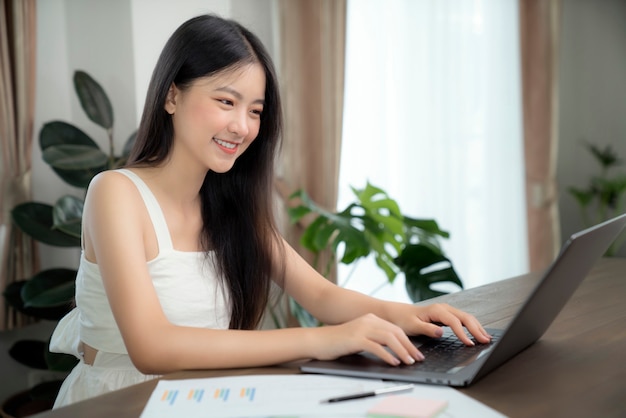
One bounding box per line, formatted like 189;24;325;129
384;302;492;346
310;313;425;366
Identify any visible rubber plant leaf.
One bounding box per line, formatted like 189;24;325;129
2;280;74;321
11;202;80;247
52;195;84;238
21;268;77;309
73;70;114;129
39;121;106;188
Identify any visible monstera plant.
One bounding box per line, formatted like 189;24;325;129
286;183;463;327
2;70;135;410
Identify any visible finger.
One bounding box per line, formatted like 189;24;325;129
362;340;402;366
462;318;492;344
422;305;474;346
424;304;490;345
381;331;425;364
448;320;490;345
442;306;492;344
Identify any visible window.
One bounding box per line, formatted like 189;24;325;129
338;0;528;302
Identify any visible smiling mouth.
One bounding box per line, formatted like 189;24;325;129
213;138;239;153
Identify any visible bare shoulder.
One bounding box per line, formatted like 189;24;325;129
82;169;149;260
85;170;142;206
88;169;135;193
83;169;147;225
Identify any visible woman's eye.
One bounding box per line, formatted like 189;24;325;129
218;99;233;106
251;109;263;117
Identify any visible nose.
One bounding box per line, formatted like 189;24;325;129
227;110;250;138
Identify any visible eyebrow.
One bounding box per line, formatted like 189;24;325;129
214;86;264;105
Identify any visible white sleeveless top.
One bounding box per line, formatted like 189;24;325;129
51;168;231;356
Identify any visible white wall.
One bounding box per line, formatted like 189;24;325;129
33;0;277;271
558;0;626;256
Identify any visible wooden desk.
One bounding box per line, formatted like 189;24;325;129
33;258;626;418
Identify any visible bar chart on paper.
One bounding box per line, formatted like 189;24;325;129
141;374;384;417
140;374;505;418
159;385;256;406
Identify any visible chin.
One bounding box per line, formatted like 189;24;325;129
209;164;236;174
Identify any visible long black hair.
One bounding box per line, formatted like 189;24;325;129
127;14;284;330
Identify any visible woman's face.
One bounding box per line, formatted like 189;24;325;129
165;63;266;173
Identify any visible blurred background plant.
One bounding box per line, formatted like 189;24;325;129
284;182;463;327
568;142;626;256
2;70;135;411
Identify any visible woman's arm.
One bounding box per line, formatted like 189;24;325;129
281;239;491;346
83;172;418;374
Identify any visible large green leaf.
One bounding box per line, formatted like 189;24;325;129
53;165;105;189
20;271;75;310
21;268;76;308
404;267;462;301
11;202;81;247
404;216;450;239
39;120;99;150
42;144;108;170
52;195;83;238
2;280;72;320
288;184;463;302
299;213;370;266
39;121;106;188
74;70;114;129
396;243;463;302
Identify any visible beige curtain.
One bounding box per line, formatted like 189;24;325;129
0;0;38;330
273;0;346;326
276;0;346;271
519;0;562;272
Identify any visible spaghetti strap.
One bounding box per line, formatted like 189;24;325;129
115;169;174;252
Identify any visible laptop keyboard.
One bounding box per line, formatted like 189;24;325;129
405;334;498;373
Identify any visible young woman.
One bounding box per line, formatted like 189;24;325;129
50;14;491;407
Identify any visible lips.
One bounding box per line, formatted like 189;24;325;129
213;137;239;154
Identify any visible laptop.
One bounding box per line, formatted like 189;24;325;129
300;214;626;387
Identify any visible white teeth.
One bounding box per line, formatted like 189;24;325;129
214;138;236;149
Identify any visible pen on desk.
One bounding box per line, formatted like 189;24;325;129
320;383;415;403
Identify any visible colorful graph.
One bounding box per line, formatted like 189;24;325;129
213;388;230;401
187;389;204;402
160;390;178;406
159;387;256;406
240;387;256;401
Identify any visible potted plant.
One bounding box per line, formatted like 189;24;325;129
1;70;135;416
568;142;626;256
285;183;463;326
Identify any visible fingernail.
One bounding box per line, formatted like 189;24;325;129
406;356;415;364
434;328;443;338
415;351;425;361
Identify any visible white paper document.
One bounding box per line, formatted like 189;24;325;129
140;374;505;417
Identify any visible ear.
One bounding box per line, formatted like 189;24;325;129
164;84;178;114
